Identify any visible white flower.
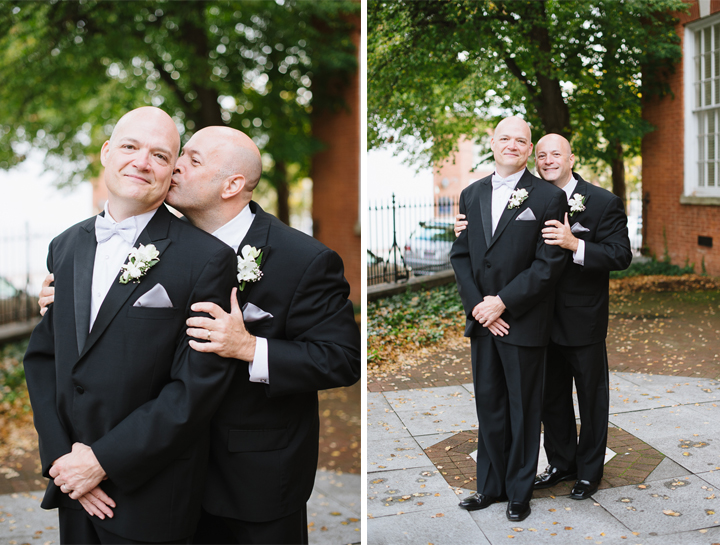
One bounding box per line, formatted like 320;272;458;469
237;246;263;291
119;243;160;284
568;193;587;216
507;188;529;209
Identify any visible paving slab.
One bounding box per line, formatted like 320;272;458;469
468;495;634;544
367;436;430;472
608;373;679;413
619;374;720;405
592;474;720;535
609;405;720;473
367;392;412;442
383;385;475;409
367;508;489;545
367;466;459;518
394;404;479;436
0;490;57;545
645;457;692;481
307;471;361;544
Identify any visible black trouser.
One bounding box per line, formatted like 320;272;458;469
59;508;191;545
542;340;609;482
193;506;308;545
471;336;546;504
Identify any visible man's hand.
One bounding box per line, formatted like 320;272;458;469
50;443;106;499
187;287;257;361
38;273;55;316
454;214;468;237
542;213;578;252
471;295;507;332
78;486;116;519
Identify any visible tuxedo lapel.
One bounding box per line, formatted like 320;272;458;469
236;201;272;302
78;206;173;360
73;219;97;355
489;171;534;250
477;179;493;248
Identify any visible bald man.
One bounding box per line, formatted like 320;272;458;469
450;117;568;522
455;134;631;501
24;108;239;543
40;125;360;544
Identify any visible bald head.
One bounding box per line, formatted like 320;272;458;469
491;116;533;177
109;107;180;160
535;133;575;188
194;126;262;191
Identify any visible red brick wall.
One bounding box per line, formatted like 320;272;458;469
642;0;720;275
433;138;492;202
310;14;361;304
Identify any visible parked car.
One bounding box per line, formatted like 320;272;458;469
0;276;33;326
367;249;411;285
403;219;455;275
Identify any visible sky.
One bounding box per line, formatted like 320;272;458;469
0;151;93;294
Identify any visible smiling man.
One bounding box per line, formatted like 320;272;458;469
24;107;238;544
450;116;568;522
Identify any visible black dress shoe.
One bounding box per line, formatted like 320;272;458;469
533;466;578;489
506;501;531;522
458;492;499;511
570;479;600;500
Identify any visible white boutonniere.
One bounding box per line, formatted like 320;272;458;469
119;243;160;284
507;188;529;209
237;245;263;291
568;193;587;217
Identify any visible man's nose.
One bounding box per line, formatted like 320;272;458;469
133;150;151;171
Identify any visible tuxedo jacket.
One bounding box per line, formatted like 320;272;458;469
551;174;632;347
451;170;569;347
23;204;238;542
202;201;361;523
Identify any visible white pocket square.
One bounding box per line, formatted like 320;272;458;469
515;208;536;221
571;222;590;234
133;284;174;308
242;302;273;323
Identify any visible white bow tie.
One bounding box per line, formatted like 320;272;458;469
95;214;137;244
491;176;517;190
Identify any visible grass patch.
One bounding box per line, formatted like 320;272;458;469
0;339;31;415
368;283;464;365
610;258;695;279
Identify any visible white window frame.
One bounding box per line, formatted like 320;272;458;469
684;13;720;202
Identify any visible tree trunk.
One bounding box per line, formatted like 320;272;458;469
275;161;290;225
610;140;627;211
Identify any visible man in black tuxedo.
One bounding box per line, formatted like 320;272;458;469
24;107;239;543
455;134;631;502
165;126;361;544
38;125;360;543
532;134;631;499
450;117;568;522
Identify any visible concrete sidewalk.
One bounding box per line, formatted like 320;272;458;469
368;372;720;544
0;469;360;545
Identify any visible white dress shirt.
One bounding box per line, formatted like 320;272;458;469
561;176;586;266
211;205;270;385
90;205;157;331
490;169;525;235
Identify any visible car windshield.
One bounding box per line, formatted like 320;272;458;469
0;278;18;299
414;225;454;242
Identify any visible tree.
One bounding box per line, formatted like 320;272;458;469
0;0;358;224
369;0;687;207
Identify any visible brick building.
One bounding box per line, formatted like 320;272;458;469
433;137;492;207
643;0;720;275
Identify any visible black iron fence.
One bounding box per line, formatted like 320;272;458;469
367;194;460;286
0;224;50;326
367;193;644;286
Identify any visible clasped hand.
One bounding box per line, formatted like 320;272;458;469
472;295;509;337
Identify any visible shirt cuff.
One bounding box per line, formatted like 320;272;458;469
573;238;585;266
248;337;269;384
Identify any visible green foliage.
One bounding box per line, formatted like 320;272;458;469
368;283;463;346
0;1;358;197
369;0;687;175
0;339;28;406
610;257;695;279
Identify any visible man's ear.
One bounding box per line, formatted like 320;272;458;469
221;174;246;200
100;140;111;167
